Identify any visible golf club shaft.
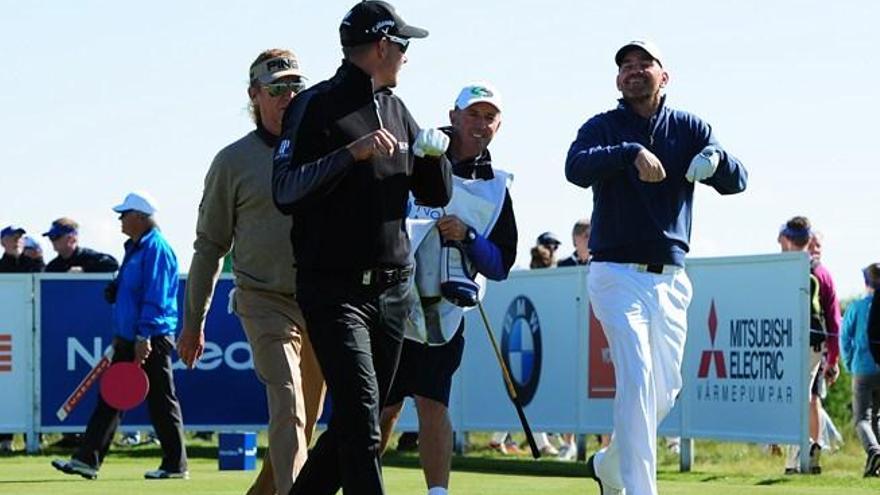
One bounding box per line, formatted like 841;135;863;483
477;301;541;459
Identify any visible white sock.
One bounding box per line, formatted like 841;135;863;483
427;487;448;495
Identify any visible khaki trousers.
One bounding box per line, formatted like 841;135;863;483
235;288;325;495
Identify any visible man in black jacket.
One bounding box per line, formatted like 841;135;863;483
272;2;451;494
0;226;44;273
43;218;118;273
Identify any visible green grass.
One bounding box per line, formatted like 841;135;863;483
2;433;880;494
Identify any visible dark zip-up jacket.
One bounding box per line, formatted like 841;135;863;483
45;246;119;273
273;61;452;272
565;96;747;266
0;253;44;273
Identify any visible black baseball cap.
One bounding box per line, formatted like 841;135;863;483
339;1;429;47
537;232;561;246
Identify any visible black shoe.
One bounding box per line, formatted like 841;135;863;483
51;459;97;480
808;442;822;474
864;451;880;477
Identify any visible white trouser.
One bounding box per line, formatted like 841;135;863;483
588;262;693;495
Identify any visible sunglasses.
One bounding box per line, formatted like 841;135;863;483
263;80;306;97
117;210;139;220
384;33;409;53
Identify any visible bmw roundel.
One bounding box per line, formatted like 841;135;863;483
501;295;542;406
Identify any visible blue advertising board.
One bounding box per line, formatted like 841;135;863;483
38;276;269;430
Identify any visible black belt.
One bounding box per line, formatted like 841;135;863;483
645;264;664;274
305;266;412;289
358;266;413;287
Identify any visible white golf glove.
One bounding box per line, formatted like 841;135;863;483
685;146;720;182
413;128;450;158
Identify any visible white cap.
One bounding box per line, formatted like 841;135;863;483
615;40;664;67
112;191;158;216
454;82;503;112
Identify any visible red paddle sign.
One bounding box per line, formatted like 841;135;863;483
100;362;149;410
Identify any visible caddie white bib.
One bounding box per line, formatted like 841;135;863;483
403;169;511;345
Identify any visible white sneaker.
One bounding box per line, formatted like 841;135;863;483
117;433;141;447
557;443;577;461
540;444;559;456
586;454;625;494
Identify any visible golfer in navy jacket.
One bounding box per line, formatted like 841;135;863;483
566;40;747;495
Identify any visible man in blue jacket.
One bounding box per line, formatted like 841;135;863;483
52;191;187;481
566;40;747;495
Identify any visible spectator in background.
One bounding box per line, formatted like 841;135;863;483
41;218;119;449
43;218;118;273
537;231;561;258
22;236;45;270
840;263;880;477
52;192;187;480
530;243;556;268
778;216;840;474
555;218;592;460
1;226;44;272
808;230;845;452
558;219;591;267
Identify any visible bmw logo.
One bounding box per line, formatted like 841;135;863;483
501;295;542;406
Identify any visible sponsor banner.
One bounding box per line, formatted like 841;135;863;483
37;274;268;430
0;275;34;431
459;267;587;431
681;253;809;443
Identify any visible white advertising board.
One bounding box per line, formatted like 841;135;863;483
459;267;587;431
681;253;809;444
0;274;34;432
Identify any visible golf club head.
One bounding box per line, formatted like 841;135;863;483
441;280;479;307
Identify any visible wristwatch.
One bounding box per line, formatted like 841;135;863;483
463;226;477;245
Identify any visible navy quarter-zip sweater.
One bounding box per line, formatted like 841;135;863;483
565;96;747;267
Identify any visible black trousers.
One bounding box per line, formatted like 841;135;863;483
73;335;187;473
290;274;410;495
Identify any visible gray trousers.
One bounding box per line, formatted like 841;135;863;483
852;373;880;455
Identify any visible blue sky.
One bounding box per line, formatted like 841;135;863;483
1;1;876;297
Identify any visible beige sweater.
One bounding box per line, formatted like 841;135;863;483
184;131;296;331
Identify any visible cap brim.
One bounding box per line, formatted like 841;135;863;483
397;24;428;39
256;68;305;85
615;44;661;66
112;204;128;213
459;97;502;112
